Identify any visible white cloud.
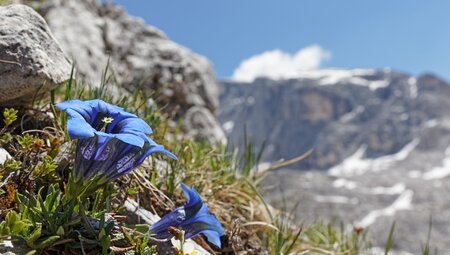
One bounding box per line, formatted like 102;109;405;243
231;45;331;82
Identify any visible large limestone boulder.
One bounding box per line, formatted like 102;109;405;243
24;0;226;145
183;106;227;146
0;4;71;105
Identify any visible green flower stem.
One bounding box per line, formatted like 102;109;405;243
63;172;100;209
63;171;110;204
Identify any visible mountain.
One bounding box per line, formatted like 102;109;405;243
218;69;450;253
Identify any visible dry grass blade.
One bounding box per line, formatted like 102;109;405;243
0;59;22;67
268;148;313;171
241;221;279;231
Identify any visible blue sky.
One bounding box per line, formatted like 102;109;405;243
113;0;450;81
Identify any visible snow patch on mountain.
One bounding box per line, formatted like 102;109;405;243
356;189;413;228
339;105;365;123
422;145;450;180
329;139;420;177
366;183;406;195
314;195;359;204
332;178;358;189
408;77;418;99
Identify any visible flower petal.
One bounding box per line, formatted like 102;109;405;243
182;242;196;253
181;203;224;241
183;202;224;232
112;133;145;148
85;100;126;129
55;99;83;111
87;99;123;114
150;208;186;238
135;144;178;169
66;109;96;139
86;138;130;181
56;99;94;122
202;230;222;248
74;137;98;181
116;143;177;178
109;115;153;135
170;237;182;250
181;184;202;211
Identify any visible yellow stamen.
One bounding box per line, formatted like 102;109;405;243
102;117;114;124
101;117;114;131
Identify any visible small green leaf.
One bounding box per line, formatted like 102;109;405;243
0;132;13;145
1;226;10;236
11;220;26;234
3;108;18;126
99;228;106;240
385;222;396;255
25;250;37;255
26;225;42;248
44;184;61;212
16;193;32;208
17;134;34;151
134;224;150;233
78;235;98;244
56;226;65;236
34;235;60;249
6;211;18;230
101;235;111;255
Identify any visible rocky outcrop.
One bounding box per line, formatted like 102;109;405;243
21;0;225;145
0;4;71;105
183;106;227;146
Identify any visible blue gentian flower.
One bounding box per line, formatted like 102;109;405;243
150;183;224;248
56;99;176;183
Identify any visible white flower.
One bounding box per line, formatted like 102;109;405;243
171;236;197;255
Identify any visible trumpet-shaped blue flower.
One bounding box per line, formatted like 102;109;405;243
56;99;176;183
150;183;224;248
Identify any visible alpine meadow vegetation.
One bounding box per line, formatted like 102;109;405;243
0;68;414;255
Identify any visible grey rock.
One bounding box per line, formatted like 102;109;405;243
0;148;13;189
0;147;11;165
25;0;224;145
0;238;31;254
183;106;227;146
0;4;71;105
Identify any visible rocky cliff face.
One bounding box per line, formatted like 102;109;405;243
219;69;450;169
16;0;226;145
219;69;450;253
